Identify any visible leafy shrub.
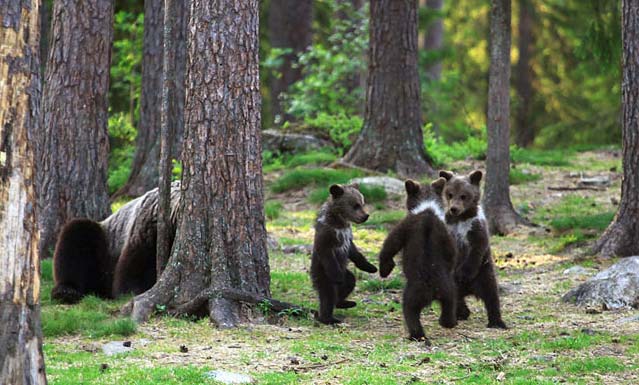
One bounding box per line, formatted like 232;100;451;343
265;201;284;220
511;147;573;167
424;124;487;166
107;113;135;194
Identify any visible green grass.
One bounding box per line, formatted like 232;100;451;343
308;183;388;205
263;150;338;172
270;168;363;193
365;210;405;227
511;147;573;166
559;357;625;374
265;200;284;220
509;168;542;185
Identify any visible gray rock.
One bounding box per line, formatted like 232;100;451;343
102;341;134;356
350;176;405;196
616;314;639;324
282;244;313;254
563;256;639;309
562;266;592;276
578;175;610;187
204;370;254;384
499;282;523;295
262;129;332;154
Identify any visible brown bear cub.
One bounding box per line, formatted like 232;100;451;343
378;179;458;341
439;170;507;329
311;183;378;324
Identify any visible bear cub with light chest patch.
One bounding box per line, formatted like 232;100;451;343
378;178;458;341
311;184;378;325
440;170;507;329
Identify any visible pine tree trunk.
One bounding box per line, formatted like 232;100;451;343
127;0;270;328
157;0;177;278
115;0;188;199
0;2;48;383
343;0;433;178
268;0;313;123
483;0;528;235
592;0;639;258
514;0;535;148
424;0;443;81
38;0;114;259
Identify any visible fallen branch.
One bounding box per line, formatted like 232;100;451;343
547;186;606;192
169;287;313;317
292;358;350;373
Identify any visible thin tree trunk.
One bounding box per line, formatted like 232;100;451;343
514;0;535;147
592;0;639;258
38;0;114;259
483;0;528;235
126;0;271;328
343;0;433;178
157;0;177;278
0;1;48;382
424;0;444;81
115;0;188;199
268;0;313;123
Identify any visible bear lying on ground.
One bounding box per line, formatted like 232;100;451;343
51;182;181;304
378;178;458;341
439;170;508;329
310;183;378;325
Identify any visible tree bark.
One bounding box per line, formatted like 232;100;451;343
39;0;50;75
0;1;48;383
157;0;177;278
126;0;271;328
483;0;528;235
343;0;433;178
424;0;444;81
268;0;313;123
38;0;114;259
592;0;639;258
114;0;188;199
514;0;535;147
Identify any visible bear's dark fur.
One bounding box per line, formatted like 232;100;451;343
378;178;458;341
311;184;378;324
51;219;114;303
440;170;507;329
51;183;180;304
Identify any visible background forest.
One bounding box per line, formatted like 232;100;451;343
76;0;622;192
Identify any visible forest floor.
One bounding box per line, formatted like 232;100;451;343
41;148;639;385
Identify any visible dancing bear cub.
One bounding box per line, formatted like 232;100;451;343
311;184;378;324
439;170;507;329
378;178;458;341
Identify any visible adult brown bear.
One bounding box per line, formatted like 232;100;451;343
51;182;181;304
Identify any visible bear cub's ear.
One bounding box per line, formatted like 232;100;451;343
431;177;446;195
439;170;454;181
405;179;421;195
329;184;345;198
349;182;360;190
468;170;483;186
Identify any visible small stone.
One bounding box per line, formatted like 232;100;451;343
578;175;610;187
581;328;596;336
102;341;133;356
350;176;406;196
204;370;254;384
100;363;109;372
612;338;621;343
179;345;188;353
288;356;300;365
562;266;591;276
122;341;132;347
321;354;328;361
585;307;602;314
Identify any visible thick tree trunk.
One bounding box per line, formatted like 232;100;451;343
39;0;50;75
592;0;639;258
268;0;313;123
126;0;271;328
424;0;443;81
38;0;114;259
343;0;433;178
483;0;528;235
115;0;188;199
0;1;48;383
157;0;177;278
514;0;535;147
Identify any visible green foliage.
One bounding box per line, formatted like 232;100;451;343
270;168;362;193
265;200;284;220
107;113;135;194
109;11;143;118
365;210;406;227
424;125;487;166
303;112;363;148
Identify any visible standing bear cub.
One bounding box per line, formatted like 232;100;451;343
378;179;458;341
311;184;378;324
439;170;508;329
